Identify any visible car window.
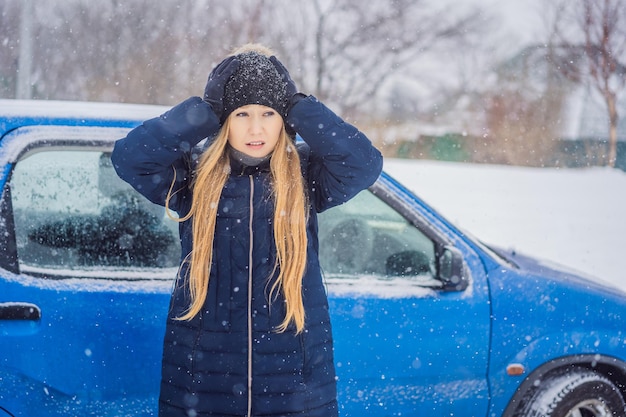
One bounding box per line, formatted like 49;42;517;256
9;150;180;274
318;190;436;281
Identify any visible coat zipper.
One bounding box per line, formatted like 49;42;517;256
247;175;254;417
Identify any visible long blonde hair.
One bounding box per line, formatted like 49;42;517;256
166;116;309;333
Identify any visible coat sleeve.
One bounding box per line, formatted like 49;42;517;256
111;97;220;211
286;96;383;213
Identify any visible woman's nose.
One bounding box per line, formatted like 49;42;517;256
249;114;263;133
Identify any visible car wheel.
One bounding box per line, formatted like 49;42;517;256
519;367;626;417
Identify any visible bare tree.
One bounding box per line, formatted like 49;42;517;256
554;0;626;167
255;0;487;118
582;0;626;166
481;45;569;166
0;1;21;98
4;0;487;124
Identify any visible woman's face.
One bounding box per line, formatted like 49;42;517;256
227;104;283;158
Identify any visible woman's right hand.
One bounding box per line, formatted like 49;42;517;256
269;56;305;118
203;56;240;122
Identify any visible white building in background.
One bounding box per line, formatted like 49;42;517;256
560;83;626;142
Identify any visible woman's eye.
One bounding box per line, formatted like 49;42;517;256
235;112;248;117
264;111;276;117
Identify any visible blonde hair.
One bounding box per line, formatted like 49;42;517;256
166;112;309;334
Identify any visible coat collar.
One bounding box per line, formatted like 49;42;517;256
229;153;272;176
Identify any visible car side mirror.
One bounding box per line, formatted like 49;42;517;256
437;245;469;291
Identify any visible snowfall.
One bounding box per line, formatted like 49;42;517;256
383;158;626;291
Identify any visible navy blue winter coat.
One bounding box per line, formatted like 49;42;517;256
111;95;383;417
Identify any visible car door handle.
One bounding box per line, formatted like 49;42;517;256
0;303;41;321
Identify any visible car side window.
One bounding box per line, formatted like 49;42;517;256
9;150;180;273
318;190;436;281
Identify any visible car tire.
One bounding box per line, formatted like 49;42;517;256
519;367;626;417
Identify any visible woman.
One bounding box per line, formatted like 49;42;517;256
112;44;383;417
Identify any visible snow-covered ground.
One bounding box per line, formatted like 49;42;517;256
384;159;626;290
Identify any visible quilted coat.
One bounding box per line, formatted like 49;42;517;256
111;95;383;416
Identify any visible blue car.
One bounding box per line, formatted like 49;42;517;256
1;99;625;417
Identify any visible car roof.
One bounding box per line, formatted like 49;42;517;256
0;99;169;136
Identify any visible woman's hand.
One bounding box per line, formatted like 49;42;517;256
270;56;305;118
203;56;240;122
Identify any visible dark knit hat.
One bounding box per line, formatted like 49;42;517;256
221;51;288;122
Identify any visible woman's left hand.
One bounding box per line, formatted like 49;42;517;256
270;56;301;117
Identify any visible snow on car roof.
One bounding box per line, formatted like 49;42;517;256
0;99;168;122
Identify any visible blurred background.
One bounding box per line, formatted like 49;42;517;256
1;0;625;169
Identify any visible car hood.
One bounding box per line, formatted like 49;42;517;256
489;245;626;298
487;243;626;377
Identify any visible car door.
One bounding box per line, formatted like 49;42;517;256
0;124;491;416
0;126;174;417
320;180;491;416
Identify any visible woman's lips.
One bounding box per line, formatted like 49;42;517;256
246;141;265;149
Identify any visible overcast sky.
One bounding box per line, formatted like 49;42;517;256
490;0;547;47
